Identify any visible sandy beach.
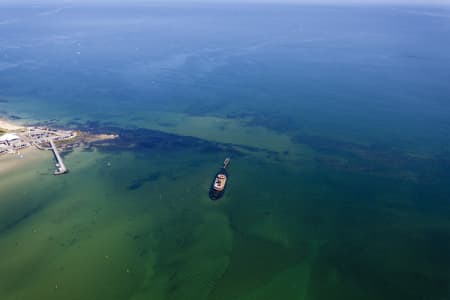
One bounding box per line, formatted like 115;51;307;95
0;118;24;131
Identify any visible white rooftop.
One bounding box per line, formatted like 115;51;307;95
0;133;20;142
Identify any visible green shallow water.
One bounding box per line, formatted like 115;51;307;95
1;142;449;300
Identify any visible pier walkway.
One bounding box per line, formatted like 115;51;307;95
49;139;67;175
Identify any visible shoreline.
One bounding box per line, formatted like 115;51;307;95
1;115;118;174
0;118;25;131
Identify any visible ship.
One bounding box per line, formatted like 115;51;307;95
209;158;230;200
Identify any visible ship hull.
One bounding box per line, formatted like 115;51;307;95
209;168;228;201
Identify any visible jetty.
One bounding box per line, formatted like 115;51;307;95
49;139;67;175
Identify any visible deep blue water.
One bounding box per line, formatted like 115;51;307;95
1;3;450;150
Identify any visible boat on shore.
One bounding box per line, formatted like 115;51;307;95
209;158;230;201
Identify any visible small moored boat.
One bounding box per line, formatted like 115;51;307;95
209;158;230;200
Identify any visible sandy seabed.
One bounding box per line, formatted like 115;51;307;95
0;147;50;178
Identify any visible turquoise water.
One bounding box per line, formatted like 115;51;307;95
1;3;450;299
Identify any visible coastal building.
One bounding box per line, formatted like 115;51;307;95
0;144;7;154
0;133;20;143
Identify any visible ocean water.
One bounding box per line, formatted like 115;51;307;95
1;3;450;300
